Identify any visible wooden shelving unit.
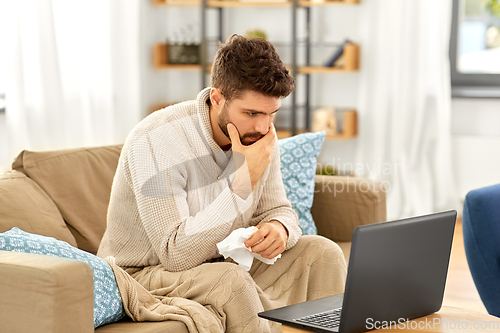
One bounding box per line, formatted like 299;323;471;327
153;44;213;71
209;1;290;7
153;0;199;6
298;42;359;72
152;0;360;140
154;42;359;72
277;110;357;140
153;44;199;69
299;0;359;6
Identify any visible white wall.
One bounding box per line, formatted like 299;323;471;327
451;98;500;200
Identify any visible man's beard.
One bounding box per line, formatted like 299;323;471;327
218;102;232;139
218;102;265;146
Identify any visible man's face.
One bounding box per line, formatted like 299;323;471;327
217;90;280;146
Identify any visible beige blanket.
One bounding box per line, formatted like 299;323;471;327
106;257;223;332
106;235;347;333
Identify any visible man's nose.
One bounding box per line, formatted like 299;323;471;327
255;117;272;135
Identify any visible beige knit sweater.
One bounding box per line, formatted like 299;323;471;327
98;88;301;272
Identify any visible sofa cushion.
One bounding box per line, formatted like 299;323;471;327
13;145;123;254
0;227;125;328
278;131;326;235
311;175;387;242
0;170;77;247
0;250;95;332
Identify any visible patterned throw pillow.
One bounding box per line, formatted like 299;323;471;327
278;131;326;235
0;228;125;328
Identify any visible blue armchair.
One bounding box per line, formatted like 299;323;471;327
463;184;500;318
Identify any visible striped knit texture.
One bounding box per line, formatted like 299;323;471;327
98;88;302;272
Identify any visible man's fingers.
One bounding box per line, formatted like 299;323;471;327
270;123;276;137
260;124;277;147
245;225;281;254
249;124;276;151
262;123;276;141
242;221;287;259
244;228;267;249
227;123;242;146
259;240;282;259
252;237;279;257
267;246;284;260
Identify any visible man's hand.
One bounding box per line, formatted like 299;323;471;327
227;123;276;190
244;221;289;260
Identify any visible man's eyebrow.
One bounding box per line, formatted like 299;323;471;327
242;108;280;115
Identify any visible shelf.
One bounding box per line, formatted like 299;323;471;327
208;1;290;7
301;42;360;72
155;43;359;72
298;66;356;73
277;110;357;140
149;103;174;115
153;44;212;70
156;64;202;70
153;0;199;6
299;0;360;6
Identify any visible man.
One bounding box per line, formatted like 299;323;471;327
98;35;346;332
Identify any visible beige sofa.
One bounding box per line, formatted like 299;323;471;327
0;145;386;333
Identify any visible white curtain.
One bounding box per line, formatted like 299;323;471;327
0;0;141;169
356;0;460;219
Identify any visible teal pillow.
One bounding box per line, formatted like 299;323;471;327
278;131;326;235
0;228;125;328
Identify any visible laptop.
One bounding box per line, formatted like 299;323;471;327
259;210;457;333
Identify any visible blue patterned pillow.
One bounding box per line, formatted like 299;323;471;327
279;131;326;235
0;228;125;328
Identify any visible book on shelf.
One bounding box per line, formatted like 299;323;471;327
324;39;351;67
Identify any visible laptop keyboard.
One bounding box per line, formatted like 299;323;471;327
294;308;342;329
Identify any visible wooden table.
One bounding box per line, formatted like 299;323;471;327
281;306;500;332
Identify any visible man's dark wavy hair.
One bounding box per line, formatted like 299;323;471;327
211;34;295;101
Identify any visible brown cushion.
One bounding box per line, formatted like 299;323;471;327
337;241;352;263
0;171;77;246
12;145;123;254
312;175;387;242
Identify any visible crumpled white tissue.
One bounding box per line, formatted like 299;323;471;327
216;226;282;271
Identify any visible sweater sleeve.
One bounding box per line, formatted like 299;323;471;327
250;143;302;250
124;130;253;272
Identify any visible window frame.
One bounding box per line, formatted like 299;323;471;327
449;0;500;97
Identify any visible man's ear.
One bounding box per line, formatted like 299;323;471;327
210;88;224;107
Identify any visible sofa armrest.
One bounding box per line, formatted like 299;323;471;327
0;250;94;333
311;175;387;242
